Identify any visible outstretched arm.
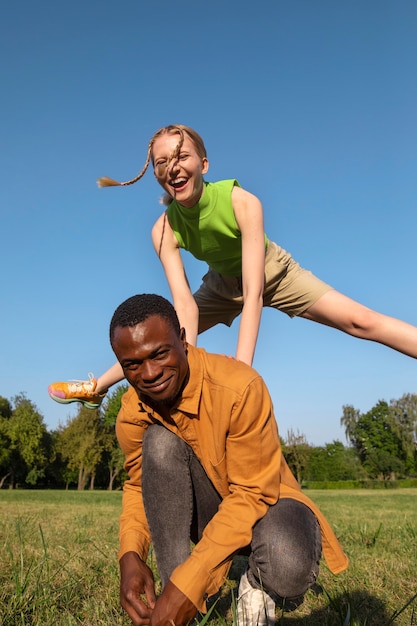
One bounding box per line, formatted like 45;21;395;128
152;212;199;346
232;186;266;366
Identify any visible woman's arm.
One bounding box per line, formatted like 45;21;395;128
151;212;199;346
232;186;266;366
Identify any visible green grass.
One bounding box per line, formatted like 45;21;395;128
0;489;416;625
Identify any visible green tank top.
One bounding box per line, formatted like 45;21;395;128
167;179;267;277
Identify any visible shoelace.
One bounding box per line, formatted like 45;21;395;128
66;373;96;395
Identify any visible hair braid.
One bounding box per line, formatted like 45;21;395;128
96;124;204;190
96;140;154;188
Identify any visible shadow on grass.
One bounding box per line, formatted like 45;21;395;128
211;588;399;625
207;558;414;626
275;589;393;625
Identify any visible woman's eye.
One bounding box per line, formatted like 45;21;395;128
155;162;167;176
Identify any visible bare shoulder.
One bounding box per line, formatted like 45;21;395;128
231;185;260;203
152;211;167;236
151;210;179;256
152;211;173;240
231;185;263;222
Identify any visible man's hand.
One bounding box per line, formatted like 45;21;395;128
120;551;156;625
150;580;198;626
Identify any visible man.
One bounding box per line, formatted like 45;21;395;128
110;294;348;626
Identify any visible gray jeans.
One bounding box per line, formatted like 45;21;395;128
142;424;322;603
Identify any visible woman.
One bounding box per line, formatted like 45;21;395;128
48;124;417;407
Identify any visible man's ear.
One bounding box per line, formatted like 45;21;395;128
180;327;187;349
201;158;209;175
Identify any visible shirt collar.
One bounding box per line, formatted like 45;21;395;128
170;182;211;219
174;344;203;417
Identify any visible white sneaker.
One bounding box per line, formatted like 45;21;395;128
236;569;275;626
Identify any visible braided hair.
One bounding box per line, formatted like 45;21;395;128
97;125;207;191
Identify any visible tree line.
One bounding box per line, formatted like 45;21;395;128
0;386;128;490
1;389;416;490
283;393;417;484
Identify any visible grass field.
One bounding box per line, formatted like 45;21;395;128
0;489;416;625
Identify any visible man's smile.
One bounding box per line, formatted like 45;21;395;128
143;377;172;394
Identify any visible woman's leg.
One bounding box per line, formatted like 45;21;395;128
95;361;125;393
301;289;417;359
193;271;244;335
48;361;125;407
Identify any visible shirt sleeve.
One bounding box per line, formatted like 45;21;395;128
116;388;151;562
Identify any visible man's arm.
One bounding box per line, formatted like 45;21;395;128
151;581;197;626
117;390;198;626
120;550;197;626
116;389;152;560
120;551;156;625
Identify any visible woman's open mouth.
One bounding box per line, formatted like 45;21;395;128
171;177;188;192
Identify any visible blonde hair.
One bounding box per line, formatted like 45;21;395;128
97;125;207;190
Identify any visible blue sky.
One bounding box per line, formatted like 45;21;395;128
1;1;416;445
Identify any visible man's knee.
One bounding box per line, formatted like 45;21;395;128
143;425;185;470
267;556;319;600
249;556;319;602
249;499;322;600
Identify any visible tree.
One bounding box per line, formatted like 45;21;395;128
56;406;106;490
351;400;405;479
389;393;417;474
0;396;12;419
102;384;128;428
307;441;363;482
0;396;12;487
282;429;311;483
1;394;50;488
340;404;360;445
365;448;404;480
101;384;128;490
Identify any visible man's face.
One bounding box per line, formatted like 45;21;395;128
112;315;189;407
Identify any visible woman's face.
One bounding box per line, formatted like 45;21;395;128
152;133;209;208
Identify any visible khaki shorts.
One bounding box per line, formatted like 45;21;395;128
194;241;332;332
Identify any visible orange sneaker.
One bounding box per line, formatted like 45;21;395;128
48;373;105;409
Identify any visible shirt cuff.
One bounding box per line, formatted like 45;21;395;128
170;553;232;612
118;530;150;562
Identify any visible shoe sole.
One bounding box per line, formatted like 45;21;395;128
49;394;102;410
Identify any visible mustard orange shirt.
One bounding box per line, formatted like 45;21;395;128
116;345;348;611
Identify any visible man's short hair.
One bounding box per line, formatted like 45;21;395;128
110;294;181;346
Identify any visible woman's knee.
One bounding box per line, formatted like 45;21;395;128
303;290;382;337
